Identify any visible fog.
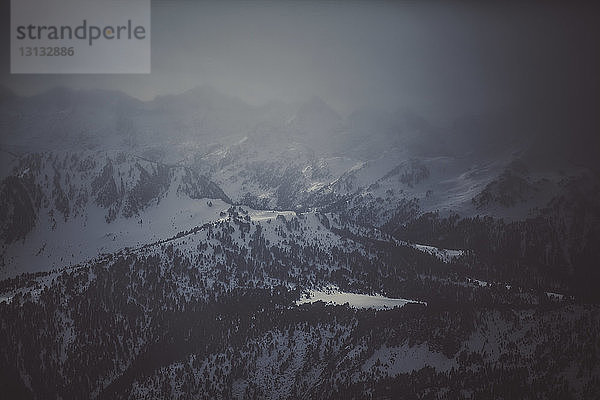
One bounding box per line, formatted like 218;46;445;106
1;1;599;164
2;5;600;395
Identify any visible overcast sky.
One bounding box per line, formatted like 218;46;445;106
1;0;599;126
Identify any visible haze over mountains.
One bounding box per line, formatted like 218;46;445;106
1;85;599;399
2;85;595;277
1;0;599;396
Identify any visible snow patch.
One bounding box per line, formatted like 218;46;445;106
412;243;465;263
297;286;426;310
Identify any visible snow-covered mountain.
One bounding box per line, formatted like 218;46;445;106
0;150;230;277
1;86;599;399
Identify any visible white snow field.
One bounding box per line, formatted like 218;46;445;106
297;286;426;310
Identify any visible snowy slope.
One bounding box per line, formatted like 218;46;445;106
0;150;230;278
